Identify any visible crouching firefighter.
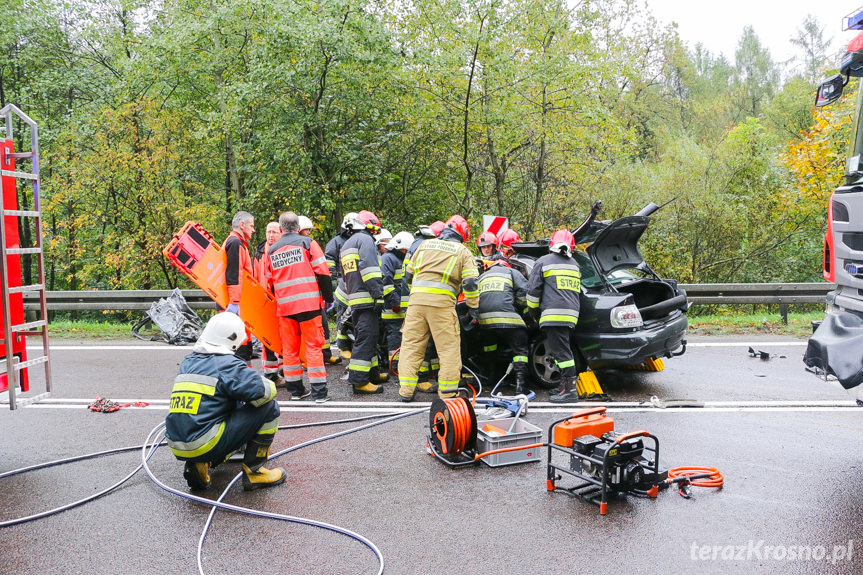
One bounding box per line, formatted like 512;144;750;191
165;313;287;491
477;258;531;394
526;229;583;403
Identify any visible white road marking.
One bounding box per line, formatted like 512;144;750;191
687;342;807;347
14;398;859;413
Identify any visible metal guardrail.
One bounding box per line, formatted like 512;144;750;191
21;283;836;312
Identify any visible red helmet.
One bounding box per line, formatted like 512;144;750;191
357;210;381;234
549;229;575;254
445;215;470;242
497;229;521;250
429;220;446;237
477;231;497;248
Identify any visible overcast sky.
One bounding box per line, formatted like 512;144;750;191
646;0;860;69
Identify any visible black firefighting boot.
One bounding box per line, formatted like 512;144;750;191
549;376;580;403
183;461;212;491
242;437;287;491
514;369;529;395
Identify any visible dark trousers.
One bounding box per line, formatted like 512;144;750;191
543;325;576;378
348;307;380;385
335;299;352;351
381;318;403;366
184;400;280;467
482;327;529;375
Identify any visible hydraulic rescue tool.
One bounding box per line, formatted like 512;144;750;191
546;407;722;514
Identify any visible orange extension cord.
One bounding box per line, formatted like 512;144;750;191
668;466;724;488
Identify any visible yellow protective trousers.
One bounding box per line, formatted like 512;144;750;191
398;303;462;393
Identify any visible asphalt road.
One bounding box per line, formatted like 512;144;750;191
2;335;862;575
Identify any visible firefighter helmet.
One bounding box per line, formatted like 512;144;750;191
374;228;393;246
341;212;359;232
298;215;313;232
477;231;497;248
387;231;414;251
549;229;575;255
194;313;248;355
445;215;470;242
429;221;446;237
497;229;520;250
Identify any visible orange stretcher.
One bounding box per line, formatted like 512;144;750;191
164;221;282;354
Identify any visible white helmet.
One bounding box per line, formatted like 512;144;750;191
298;215;313;232
387;231;414;251
193;313;248;355
341;212;359;232
374;228;393;246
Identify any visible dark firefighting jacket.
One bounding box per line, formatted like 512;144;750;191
478;262;528;328
266;233;332;321
526;252;581;327
341;231;396;310
381;249;406;320
165;352;277;459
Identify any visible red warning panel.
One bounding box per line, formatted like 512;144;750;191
164;222;282;353
0;138;29;393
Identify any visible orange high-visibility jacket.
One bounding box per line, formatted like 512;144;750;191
266;233;332;318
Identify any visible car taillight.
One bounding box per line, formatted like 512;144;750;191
610;304;643;328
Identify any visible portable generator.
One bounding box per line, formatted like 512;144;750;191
546;407;668;514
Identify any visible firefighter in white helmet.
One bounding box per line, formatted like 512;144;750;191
165;313;286;491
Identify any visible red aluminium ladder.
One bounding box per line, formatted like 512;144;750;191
0;104;51;410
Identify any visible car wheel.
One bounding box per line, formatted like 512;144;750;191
528;333;586;389
528;335;560;389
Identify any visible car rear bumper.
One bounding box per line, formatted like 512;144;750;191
575;311;687;368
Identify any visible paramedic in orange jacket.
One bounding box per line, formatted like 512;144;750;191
266;212;334;403
223;211;255;365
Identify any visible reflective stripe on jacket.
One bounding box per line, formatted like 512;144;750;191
165;352;276;458
266;233;331;317
405;228;479;309
341;232;388;310
478;263;528;329
526;252;581;327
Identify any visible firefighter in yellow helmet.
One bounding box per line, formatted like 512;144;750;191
398;215;479;402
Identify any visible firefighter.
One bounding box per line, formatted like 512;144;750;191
477;258;531;394
497;229;521;260
298;215;314;236
477;231;502;272
223;211;255;365
380;231;412;375
253;221;284;385
401;224;441;391
526;229;582;403
341;211;398;393
375;228;392;254
266;212;334;403
165;312;286;491
325;213;357;361
398;215;479;402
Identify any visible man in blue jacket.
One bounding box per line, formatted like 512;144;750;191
165;313;287;491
